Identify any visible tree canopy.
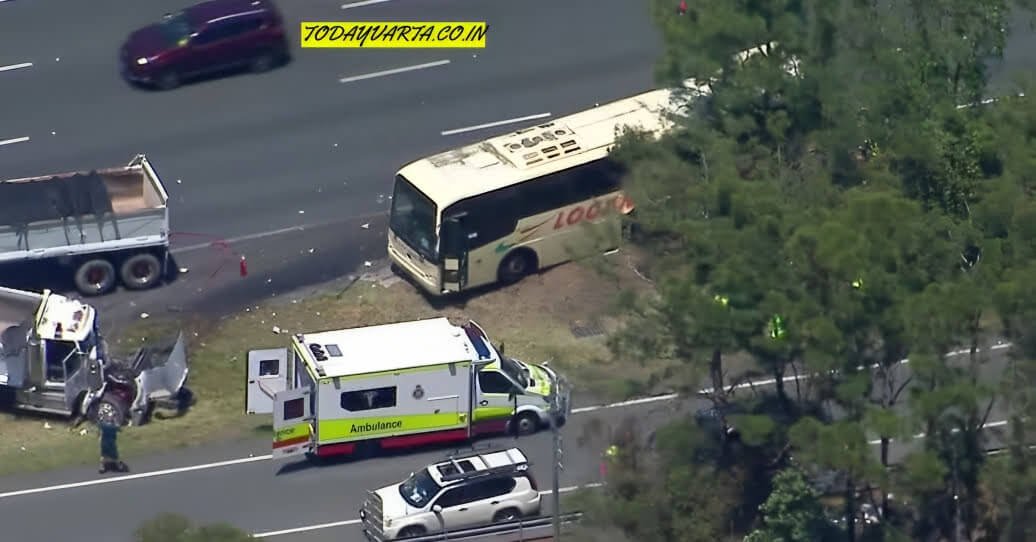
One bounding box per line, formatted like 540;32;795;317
593;0;1036;540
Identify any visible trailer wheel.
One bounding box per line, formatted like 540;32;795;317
74;259;117;296
90;394;129;427
119;253;162;290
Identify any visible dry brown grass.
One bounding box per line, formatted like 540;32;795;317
0;254;662;476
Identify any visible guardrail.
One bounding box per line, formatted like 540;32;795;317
403;512;583;542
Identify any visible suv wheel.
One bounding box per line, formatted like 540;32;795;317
250;53;275;73
398;526;426;539
493;508;521;523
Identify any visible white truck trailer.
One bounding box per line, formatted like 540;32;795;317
0;154;171;296
0;286;191;426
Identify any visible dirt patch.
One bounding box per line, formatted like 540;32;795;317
0;253;666;476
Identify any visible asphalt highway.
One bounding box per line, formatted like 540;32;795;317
0;344;1016;542
0;0;659;240
0;0;1033;540
0;0;659;321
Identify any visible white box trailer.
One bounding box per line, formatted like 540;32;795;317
0;154;171;296
245;317;571;460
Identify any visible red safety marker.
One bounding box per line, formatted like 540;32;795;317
239;255;248;277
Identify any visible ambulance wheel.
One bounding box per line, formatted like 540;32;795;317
513;412;540;436
498;249;537;284
398;526;426;539
74;259;117;296
120;253;163;290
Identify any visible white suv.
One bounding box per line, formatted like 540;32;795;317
360;448;541;541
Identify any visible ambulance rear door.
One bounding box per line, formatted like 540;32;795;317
272;386;313;458
246;348;290;415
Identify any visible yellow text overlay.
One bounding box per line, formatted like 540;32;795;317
300;22;487;49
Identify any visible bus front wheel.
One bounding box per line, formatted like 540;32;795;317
498;249;537;284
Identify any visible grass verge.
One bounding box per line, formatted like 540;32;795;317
0;254;663;476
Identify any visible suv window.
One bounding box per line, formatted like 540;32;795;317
434;486;468;508
467;477;518;500
434;477;518;509
478;370;514;394
194;16;261;45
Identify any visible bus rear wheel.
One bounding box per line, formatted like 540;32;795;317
498;249;537;285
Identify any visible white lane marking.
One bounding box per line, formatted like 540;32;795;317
251;483;603;538
340;60;450;84
867;419;1011;445
0;343;1014;499
0;62;32;72
0;455;270;500
341;0;392;8
572;342;1014;414
0;136;30;147
571;393;678;414
169;211;387;254
441;113;553;136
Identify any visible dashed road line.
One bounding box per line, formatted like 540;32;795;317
441;113;553;136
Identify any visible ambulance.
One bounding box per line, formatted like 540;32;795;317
245;317;571;459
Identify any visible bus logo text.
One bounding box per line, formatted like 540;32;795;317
553;194;633;230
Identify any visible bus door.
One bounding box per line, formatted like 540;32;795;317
440;215;469;292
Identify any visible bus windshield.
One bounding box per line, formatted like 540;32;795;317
390;175;438;261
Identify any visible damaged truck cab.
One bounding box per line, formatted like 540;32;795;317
0;286;190;426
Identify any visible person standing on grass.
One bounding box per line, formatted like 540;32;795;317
98;420;128;474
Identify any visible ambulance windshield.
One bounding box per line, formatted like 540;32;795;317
500;357;528;388
400;469;442;508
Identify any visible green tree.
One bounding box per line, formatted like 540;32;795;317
135;514;253;542
744;467;838;542
602;0;1036;540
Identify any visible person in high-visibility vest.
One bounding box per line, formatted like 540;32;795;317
600;443;621;479
768;314;786;340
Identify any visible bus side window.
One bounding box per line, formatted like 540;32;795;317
446;190;519;249
571;158;626;200
517;172;578;216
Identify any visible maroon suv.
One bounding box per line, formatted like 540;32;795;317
120;0;290;90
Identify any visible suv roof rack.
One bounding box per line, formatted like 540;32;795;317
435;447;530;484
